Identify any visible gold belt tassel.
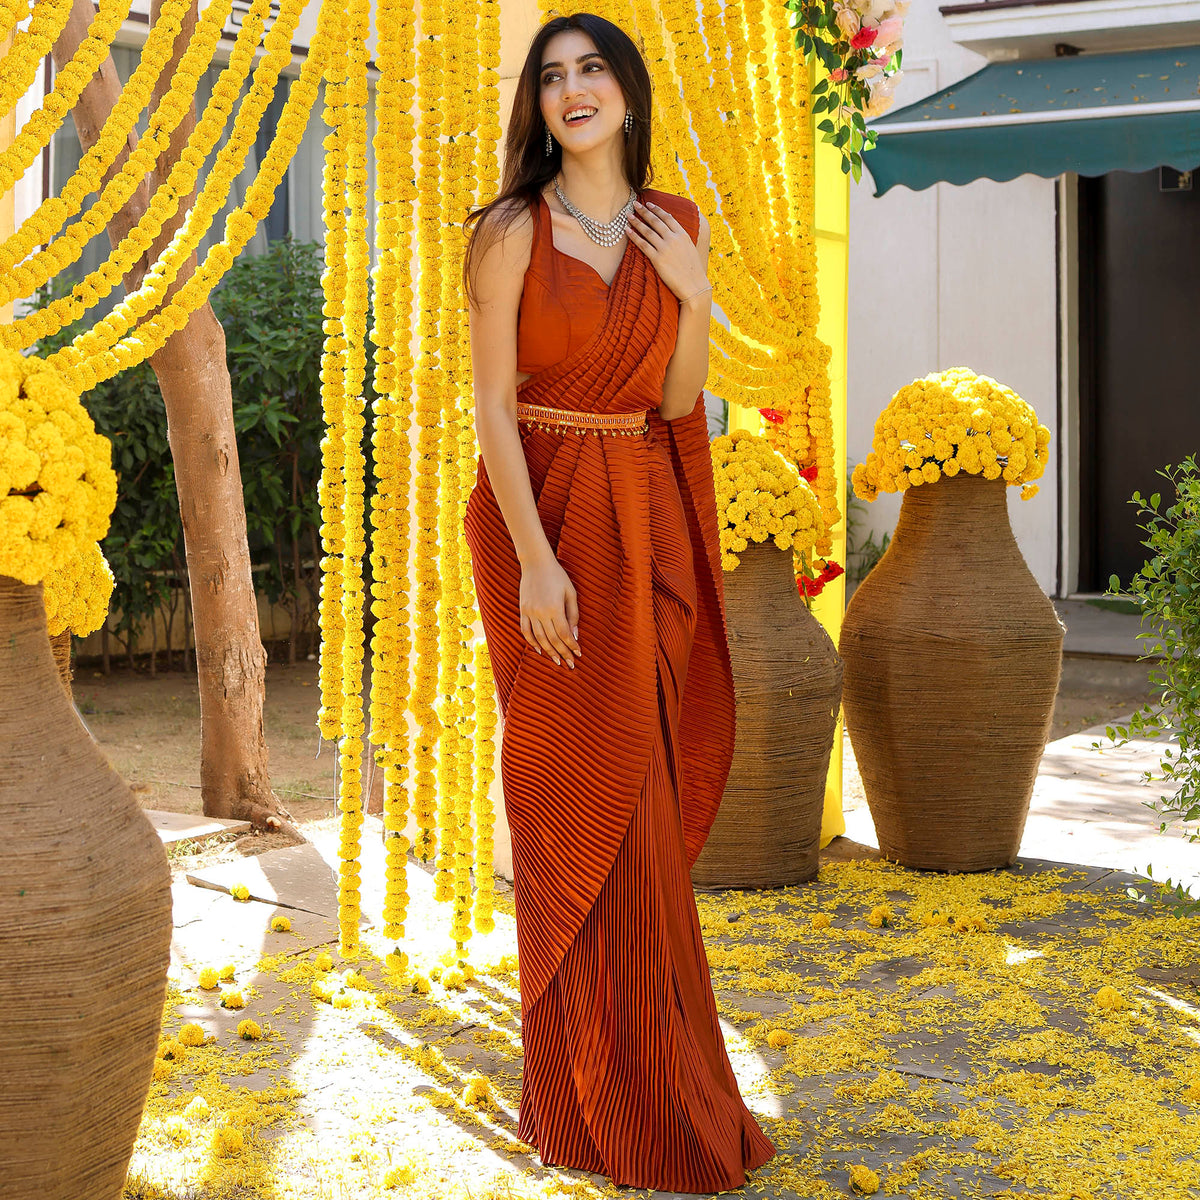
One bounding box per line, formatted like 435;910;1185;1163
515;402;648;437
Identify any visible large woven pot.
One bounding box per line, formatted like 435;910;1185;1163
839;474;1064;871
692;541;842;889
0;576;172;1199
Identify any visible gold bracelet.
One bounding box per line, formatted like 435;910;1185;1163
680;284;713;306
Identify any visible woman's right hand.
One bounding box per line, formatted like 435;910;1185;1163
519;553;581;668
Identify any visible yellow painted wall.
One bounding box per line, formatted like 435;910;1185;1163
729;73;850;846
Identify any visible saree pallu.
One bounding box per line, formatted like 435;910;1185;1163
464;190;775;1193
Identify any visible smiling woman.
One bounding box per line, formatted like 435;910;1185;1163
459;12;775;1195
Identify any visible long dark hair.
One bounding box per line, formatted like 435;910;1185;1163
462;13;654;304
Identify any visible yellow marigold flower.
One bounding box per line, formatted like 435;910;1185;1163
767;1029;793;1048
230;883;250;902
157;1038;187;1062
921;910;951;928
212;1125;244;1158
461;1071;494;1110
219;988;245;1010
867;904;893;929
811;913;832;930
311;979;335;1004
848;1164;880;1194
412;973;432;995
198;966;219;991
332;992;354;1010
237;1019;262;1041
177;1022;206;1048
314;951;334;972
270;915;291;932
443;967;466;991
1094;986;1127;1012
163;1116;191;1144
183;1095;209;1122
218;963;236;981
384;1161;418;1188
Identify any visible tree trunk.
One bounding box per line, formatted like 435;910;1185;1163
54;0;295;833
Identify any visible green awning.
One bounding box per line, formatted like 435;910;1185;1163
865;45;1200;196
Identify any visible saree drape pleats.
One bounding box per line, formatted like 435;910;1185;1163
464;191;774;1191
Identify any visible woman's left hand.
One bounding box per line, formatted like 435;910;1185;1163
626;201;709;303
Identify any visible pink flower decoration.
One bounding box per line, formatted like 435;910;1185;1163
850;25;878;50
830;67;850;83
875;15;904;51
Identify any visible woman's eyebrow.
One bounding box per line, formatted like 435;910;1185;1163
540;52;604;71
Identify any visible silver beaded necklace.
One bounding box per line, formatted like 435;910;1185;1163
553;176;637;248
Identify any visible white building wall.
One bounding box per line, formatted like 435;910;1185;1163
848;0;1061;594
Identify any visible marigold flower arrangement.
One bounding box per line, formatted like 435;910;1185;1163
852;368;1051;503
787;0;908;180
711;430;840;599
712;431;825;568
0;348;116;586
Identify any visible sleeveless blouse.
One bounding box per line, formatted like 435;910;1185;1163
516;193;618;378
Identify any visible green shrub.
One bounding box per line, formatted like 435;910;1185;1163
36;237;354;665
1103;455;1200;914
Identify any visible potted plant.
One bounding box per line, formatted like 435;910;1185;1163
691;430;843;889
0;349;171;1198
841;367;1063;871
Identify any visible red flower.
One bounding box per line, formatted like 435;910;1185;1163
799;465;819;483
850;25;878;50
796;559;844;600
758;407;786;425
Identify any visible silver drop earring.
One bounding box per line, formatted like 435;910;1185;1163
545;125;553;156
624;110;633;138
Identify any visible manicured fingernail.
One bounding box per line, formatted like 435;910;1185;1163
572;627;579;640
552;655;560;666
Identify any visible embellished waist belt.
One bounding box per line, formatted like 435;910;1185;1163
516;402;647;437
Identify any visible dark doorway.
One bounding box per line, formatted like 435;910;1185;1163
1077;170;1200;591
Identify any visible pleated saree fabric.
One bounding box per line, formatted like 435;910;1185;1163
464;189;776;1192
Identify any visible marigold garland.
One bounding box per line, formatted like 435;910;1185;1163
0;0;136;199
0;0;215;304
0;0;74;121
9;0;248;342
852;368;1051;502
590;0;839;555
370;0;418;948
45;0;322;387
409;0;446;867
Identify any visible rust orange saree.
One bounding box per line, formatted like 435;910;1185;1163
464;190;775;1192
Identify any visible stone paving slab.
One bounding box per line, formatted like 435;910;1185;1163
148;808;251;845
186;840;339;916
1055;597;1148;659
170;877;338;983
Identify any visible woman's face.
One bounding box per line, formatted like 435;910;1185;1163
539;30;627;159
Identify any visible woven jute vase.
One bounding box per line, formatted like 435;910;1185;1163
0;576;172;1200
692;541;843;889
839;474;1064;871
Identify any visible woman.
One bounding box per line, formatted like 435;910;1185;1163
462;13;776;1193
